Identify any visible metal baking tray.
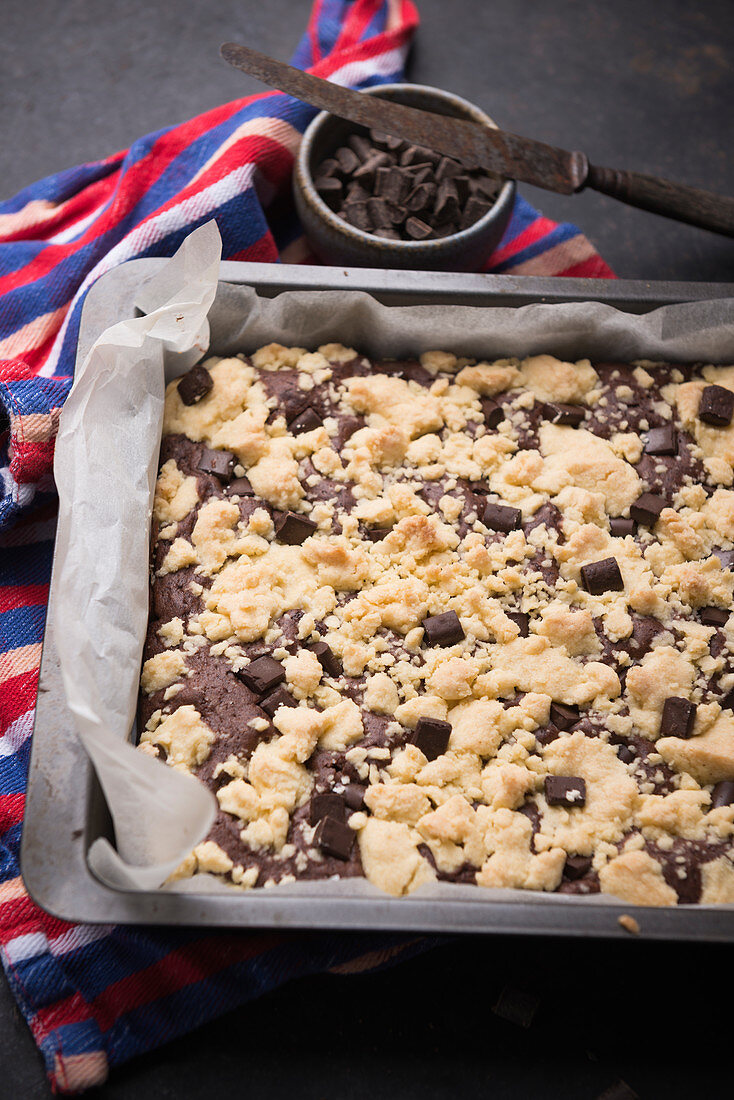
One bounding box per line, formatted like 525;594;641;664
21;259;734;939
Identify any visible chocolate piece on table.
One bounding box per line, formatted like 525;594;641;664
275;511;318;545
405;216;433;240
609;517;636;537
543;403;586;427
288;406;322;434
314;176;343;207
412;716;452;761
343;784;366;811
698;384;734;426
630;492;666;526
226;476;254;497
197;447;236;480
314;815;355;860
422;610;465;647
481;397;504;428
580;556;624;594
711;781;734;809
177;364;213;406
309;792;346;826
238;655;286;696
700;606;729;627
259;685;297;717
483;501;522;533
644;425;677;455
660;696;696;739
549;702;580;731
544;776;587;807
507;611;530;637
309;639;342;678
564;854;592;880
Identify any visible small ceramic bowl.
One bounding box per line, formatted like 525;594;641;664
294;82;516;272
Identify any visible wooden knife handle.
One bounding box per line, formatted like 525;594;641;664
585;163;734;237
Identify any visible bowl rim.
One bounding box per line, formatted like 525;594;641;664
295;81;517;254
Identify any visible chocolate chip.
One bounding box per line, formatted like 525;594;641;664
483;501;521;533
226;476;254;497
335;146;360;175
405;182;436;213
238;655;285;696
721;688;734;712
342;201;371;230
314;176;343;207
627;617;661;658
375;166;408;203
435;156;462;181
544;776;587;807
197;447;236;480
481;397;504;428
411;716;452;761
405;216;433;239
507;611;529;637
275;511;318;545
309;792;346;826
314;815;355;860
343;784;366;811
422;610;465;646
660;696;696;738
366;196;392;226
309;639;342;678
644;425;677;455
700;606;729;627
564;854;592;880
535;726;559;747
549;702;580;731
699;384;734;426
630;492;666;527
370;129;403;151
543;403;586;427
348;133;373;161
461;195;492;228
617;744;636;764
580;556;624;594
177;364;213;406
259;685;297;717
711;781;734;809
288;407;322;434
363;526;393;542
434;179;460;224
609;517;636;537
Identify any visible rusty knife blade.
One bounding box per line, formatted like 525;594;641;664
220;42;588;195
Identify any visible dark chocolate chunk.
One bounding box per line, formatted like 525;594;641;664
343;784;366;811
399;144;437;167
714;548;734;570
348;133;374;161
275;511;318;545
544;776;587;807
535;726;559;747
492;986;540;1028
435;156;462;181
711;780;734;809
309;792;346;826
363;526;392;542
405;216;433;240
609;517;636;538
375;165;408;203
481;397;504;428
177;364;213;406
342;201;371;230
373;227;401;240
405;182;436;213
564;854;592;880
700;606;729;627
309;639;342;678
288;406;322;434
580;556;624;594
345;180;371;203
617;744;636;764
461;195;492;228
630;492;667;526
644;425;677;455
483;501;522;533
507;611;529;637
238;655;285;696
660;696;696;739
721;687;734;712
314;176;343;207
370;129;403;151
259;685;297;717
353;152;391;184
314;815;355;860
335;146;360;175
366;196;392;226
434;179;460;224
318;157;340;178
197;447;236;480
226;476;254;497
627;616;661;658
543;403;586;427
699;384;734;426
422;610;465;646
549;702;580;731
412;716;452;761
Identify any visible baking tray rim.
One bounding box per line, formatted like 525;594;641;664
20;257;734;939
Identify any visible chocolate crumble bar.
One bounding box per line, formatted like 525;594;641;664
138;344;734;904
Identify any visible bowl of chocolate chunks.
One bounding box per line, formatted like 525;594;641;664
294;83;516;271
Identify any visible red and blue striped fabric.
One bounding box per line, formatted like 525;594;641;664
0;0;613;1092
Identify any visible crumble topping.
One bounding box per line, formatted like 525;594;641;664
138;345;734;903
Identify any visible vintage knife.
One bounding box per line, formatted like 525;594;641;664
221;42;734;237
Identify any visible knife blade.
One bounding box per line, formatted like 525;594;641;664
220;42;734;237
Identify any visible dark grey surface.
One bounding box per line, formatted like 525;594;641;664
2;0;734;1095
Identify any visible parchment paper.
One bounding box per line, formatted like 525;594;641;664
51;220;734;901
